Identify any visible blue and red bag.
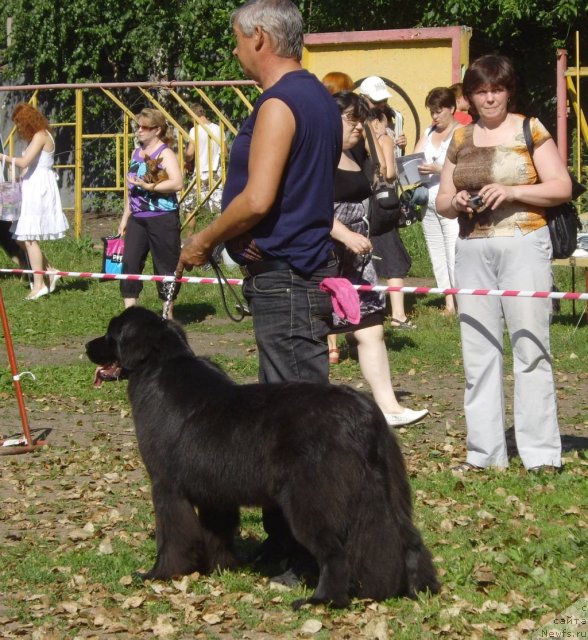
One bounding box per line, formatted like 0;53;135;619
101;235;124;275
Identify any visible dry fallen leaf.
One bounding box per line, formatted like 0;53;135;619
98;537;113;554
300;618;323;635
122;595;145;609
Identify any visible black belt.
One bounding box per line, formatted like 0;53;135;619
239;259;292;277
239;252;337;278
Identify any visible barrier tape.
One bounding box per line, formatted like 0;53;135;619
2;268;588;300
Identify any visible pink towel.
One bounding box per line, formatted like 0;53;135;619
320;277;361;325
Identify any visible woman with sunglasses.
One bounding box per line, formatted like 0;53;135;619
330;91;428;428
118;108;183;317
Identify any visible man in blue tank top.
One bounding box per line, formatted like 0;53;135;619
176;0;342;581
177;0;342;385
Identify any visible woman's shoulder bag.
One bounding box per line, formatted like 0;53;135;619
364;127;420;235
522;117;584;259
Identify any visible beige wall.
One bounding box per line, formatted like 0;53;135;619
303;27;471;150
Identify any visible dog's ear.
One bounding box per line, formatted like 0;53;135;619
115;307;164;370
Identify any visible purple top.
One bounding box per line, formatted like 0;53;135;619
127;143;178;218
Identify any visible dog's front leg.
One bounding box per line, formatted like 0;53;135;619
198;505;241;571
139;481;206;580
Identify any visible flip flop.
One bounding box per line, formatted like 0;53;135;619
390;318;416;330
451;462;484;473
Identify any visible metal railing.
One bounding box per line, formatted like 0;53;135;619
0;81;260;236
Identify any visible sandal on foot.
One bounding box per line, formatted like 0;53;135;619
48;273;62;293
390;318;416;330
328;348;340;365
451;462;484;473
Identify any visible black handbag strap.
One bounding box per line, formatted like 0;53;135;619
364;125;383;182
523;117;586;200
522;116;534;157
363;125;407;197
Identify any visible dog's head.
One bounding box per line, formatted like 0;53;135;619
86;306;189;385
143;154;168;184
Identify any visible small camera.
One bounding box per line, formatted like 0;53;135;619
468;194;484;209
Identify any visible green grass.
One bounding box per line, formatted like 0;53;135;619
0;223;587;639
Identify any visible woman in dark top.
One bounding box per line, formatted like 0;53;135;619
330;92;428;428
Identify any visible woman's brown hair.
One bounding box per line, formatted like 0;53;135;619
137;108;175;146
425;87;457;112
462;54;517;112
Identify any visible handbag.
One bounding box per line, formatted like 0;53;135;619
0;157;22;222
101;235;125;275
522;117;585;259
396;183;424;228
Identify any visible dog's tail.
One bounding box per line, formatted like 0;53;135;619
347;411;440;600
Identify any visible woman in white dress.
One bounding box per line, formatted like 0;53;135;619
414;87;463;315
0;103;69;300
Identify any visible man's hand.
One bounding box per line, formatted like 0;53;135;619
176;234;212;278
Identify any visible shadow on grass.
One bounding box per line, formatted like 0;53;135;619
56;278;95;293
551;311;587;328
335;331;417;362
384;332;418;351
505;426;588;458
175;302;217;324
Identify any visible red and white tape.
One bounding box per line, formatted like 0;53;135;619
1;268;588;301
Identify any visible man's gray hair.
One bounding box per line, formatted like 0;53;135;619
231;0;304;61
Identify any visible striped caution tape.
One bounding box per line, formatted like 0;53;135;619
1;268;588;300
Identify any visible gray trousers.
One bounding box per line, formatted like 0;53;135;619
455;226;561;469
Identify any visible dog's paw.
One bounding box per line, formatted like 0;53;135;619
291;595;350;610
291;597;309;611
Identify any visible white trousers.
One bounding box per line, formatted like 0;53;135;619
422;203;459;289
455;226;561;469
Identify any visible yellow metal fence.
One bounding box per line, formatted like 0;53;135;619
0;81;260;237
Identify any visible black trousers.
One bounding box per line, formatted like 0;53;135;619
120;213;181;301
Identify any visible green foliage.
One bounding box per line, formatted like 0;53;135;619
1;0;587;138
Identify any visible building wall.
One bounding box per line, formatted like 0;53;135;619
303;26;472;150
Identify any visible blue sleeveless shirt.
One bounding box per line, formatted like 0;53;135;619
223;69;342;275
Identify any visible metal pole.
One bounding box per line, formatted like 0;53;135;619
576;32;581;179
556;49;568;164
0;287;46;454
74;89;83;238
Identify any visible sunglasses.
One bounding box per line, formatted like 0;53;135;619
137;124;158;131
342;112;362;128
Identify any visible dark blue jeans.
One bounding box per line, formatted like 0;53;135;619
243;260;337;566
243;260;337;385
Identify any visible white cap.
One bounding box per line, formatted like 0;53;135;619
359;76;392;102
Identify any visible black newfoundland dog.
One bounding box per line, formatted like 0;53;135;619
86;307;438;608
